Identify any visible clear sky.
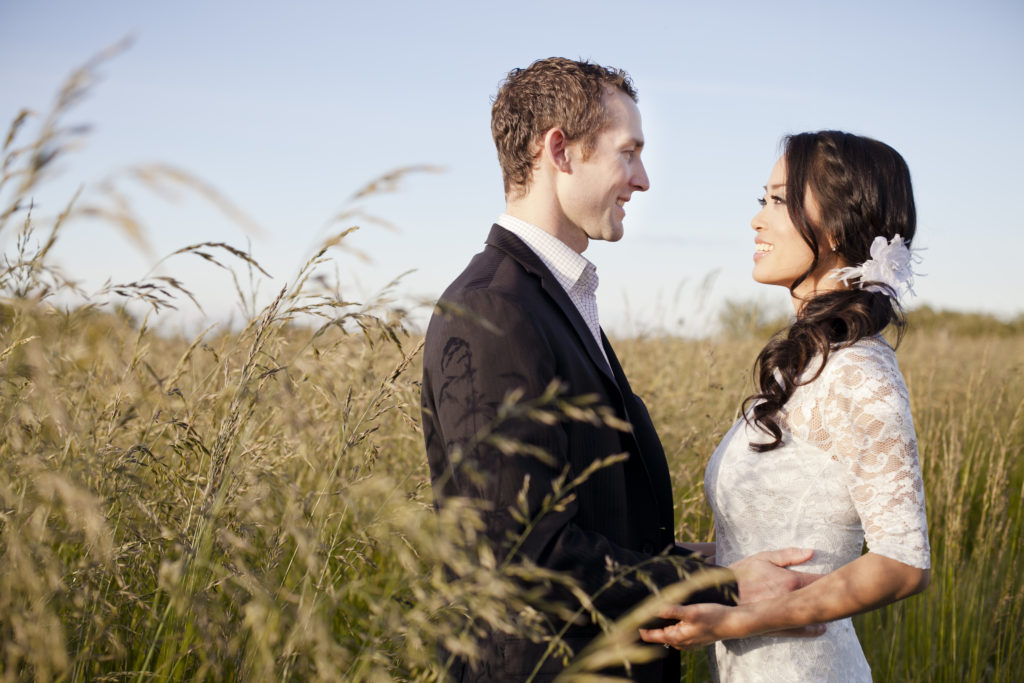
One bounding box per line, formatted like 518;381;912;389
2;0;1022;334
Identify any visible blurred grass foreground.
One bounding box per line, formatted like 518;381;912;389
2;54;1023;682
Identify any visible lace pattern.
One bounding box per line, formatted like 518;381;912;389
704;336;930;681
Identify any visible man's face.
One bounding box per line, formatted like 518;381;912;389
557;88;650;246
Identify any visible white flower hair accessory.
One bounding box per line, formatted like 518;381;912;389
829;234;923;299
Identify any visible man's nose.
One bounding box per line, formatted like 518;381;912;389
633;161;650;192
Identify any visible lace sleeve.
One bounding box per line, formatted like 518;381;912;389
819;341;931;569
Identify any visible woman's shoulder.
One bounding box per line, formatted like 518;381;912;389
827;335;899;372
796;336;893;384
820;335;908;400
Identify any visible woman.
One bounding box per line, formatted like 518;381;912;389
640;130;930;680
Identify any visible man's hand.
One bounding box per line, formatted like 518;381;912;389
731;547;821;604
729;547;826;638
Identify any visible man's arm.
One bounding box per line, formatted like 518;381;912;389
675;542;716;562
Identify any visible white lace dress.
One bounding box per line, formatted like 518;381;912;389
704;336;930;682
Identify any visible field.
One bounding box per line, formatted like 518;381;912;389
2;59;1023;682
2;272;1022;682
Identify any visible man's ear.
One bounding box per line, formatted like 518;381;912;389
542;128;572;173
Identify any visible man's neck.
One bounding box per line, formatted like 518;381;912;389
504;196;588;254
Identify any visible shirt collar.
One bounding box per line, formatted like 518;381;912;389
496;213;596;293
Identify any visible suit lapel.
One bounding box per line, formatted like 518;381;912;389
485;225;616;385
486;225;668;520
603;330;673;523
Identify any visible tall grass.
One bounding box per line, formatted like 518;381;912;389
855;333;1023;682
3;50;717;682
2;54;1022;681
0;53;538;682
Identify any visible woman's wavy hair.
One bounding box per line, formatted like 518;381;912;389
744;130;917;452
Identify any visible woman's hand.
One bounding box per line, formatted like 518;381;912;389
639;602;825;650
640;552;926;649
638;602;736;650
639;547;827;649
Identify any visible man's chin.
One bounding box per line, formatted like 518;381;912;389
582;223;624;247
598;225;625;243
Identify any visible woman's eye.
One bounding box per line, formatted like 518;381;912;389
771;195;787;205
757;197;767;207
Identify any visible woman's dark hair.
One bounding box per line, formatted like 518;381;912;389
744;130;917;452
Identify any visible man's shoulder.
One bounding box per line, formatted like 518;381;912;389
441;237;544;303
424;234;556;349
432;261;540;332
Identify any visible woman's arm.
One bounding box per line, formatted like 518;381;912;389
643;344;932;648
639;551;929;649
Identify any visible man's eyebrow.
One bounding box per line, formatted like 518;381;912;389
631;138;645;149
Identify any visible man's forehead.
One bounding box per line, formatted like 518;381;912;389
601;86;639;114
600;94;644;144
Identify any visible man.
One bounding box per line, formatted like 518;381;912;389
421;58;811;682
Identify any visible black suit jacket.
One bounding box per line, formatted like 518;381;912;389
421;225;735;682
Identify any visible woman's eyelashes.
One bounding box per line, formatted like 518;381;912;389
757;194;786;207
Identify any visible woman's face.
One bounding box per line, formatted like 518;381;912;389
750;157;845;308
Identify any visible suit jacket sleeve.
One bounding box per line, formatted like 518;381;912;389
422;287;735;621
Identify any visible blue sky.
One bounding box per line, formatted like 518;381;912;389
2;0;1022;334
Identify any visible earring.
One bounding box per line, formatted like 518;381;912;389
830;244;837;252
